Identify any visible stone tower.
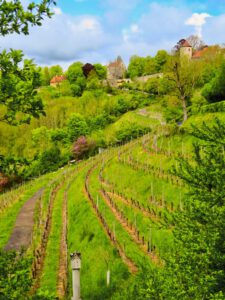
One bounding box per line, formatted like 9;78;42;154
107;56;126;81
180;40;192;59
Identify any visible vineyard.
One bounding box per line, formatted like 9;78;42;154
0;107;196;300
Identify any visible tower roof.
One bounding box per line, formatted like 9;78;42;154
181;39;191;47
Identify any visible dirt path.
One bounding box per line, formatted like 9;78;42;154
4;188;44;251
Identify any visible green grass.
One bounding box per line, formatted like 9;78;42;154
88;164;151;265
0;172;61;249
101;105;163;144
67;161;131;300
38;182;66;296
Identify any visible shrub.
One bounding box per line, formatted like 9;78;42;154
67;114;89;142
0;250;32;300
115;122;151;143
72;136;96;159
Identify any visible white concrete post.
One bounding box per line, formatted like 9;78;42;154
107;270;110;286
70;252;81;300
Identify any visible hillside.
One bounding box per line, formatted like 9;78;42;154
2;96;222;299
1;26;225;299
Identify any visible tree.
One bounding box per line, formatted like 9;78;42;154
67;62;84;83
154;50;169;72
0;0;55;36
67;62;86;96
202;60;225;103
125;119;225;300
82;63;95;78
128;55;145;78
187;35;205;51
0;0;56;125
164;55;202;122
0;50;45;125
144;77;159;95
48;65;63;80
67;113;89;142
93;63;107;79
72;136;96;159
40;66;51;86
0;1;55;182
143;56;157;75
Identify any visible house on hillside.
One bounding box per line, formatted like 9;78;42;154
50;75;66;87
107;56;126;85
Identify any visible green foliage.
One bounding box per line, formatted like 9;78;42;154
128;55;146;78
0;50;45;125
40;67;51;86
115;121;151;143
126;120;225;299
26;146;63;177
0;0;55;36
144;77;160;94
67;113;89;142
0;250;32;300
154;50;169;71
93;63;107;79
200;101;225;114
164;55;202;121
48;65;63;80
202;61;225;103
66;62;86;96
128;51;168;79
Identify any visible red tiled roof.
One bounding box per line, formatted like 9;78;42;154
192;46;209;59
181;40;191;47
50;75;66;84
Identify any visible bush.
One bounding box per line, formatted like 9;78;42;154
202;61;225;103
67;113;89;142
200;101;225;114
115;122;151;143
0;250;32;300
72;136;96;159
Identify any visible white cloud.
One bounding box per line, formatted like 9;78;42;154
0;2;224;67
0;13;108;64
131;24;139;33
185;13;211;37
53;7;63;15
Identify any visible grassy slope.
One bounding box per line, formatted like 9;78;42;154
0;170;62;249
1;103;225;297
67;161;131;300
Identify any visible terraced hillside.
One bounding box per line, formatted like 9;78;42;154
0;108;197;299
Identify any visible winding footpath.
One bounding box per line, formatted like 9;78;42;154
4;188;44;251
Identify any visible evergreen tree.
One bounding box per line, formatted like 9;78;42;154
125;119;225;299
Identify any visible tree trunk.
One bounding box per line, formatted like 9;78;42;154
181;96;188;122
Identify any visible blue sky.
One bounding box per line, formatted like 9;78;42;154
1;0;225;67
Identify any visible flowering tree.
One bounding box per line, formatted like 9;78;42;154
72;136;96;160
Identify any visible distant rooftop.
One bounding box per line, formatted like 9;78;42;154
50;75;66;84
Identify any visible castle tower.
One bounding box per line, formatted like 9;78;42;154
180;40;192;59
